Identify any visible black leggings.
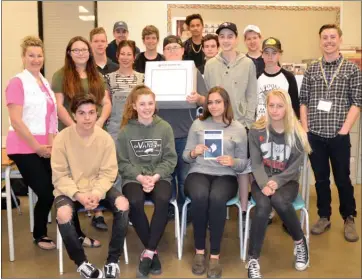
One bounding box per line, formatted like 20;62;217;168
248;180;304;259
8;153;54;240
184;172;238;255
123;180;171;251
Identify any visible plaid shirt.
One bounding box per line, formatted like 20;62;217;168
300;55;362;138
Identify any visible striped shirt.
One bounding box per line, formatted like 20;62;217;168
300;55;362;138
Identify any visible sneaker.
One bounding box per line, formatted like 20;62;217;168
207;258;222;278
311;217;331;235
192;253;206;275
294;236;309;271
150;253;162;275
103;262;120;278
246;258;262;278
344;216;359;242
77;262;103;278
268;210;275;225
92;216;108;231
137;256;152;278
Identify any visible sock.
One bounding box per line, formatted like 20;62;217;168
141;249;155;260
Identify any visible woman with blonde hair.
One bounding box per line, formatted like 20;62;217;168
117;85;177;277
6;36;57;249
246;89;311;278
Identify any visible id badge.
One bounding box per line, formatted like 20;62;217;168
317;100;332;112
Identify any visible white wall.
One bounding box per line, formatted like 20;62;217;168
1;1;38;141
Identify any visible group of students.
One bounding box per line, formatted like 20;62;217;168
5;11;361;279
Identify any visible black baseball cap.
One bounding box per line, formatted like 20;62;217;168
163;35;183;48
216;22;238;36
262;37;283;52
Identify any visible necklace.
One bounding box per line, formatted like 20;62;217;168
191;41;202;54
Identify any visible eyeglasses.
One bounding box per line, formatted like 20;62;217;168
70;48;89;55
164;46;182;52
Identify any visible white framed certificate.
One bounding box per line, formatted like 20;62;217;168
144;60;197;109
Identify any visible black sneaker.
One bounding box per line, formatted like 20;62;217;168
104;262;120;278
246;258;262;278
294;236;309;271
92;216;108;231
77;261;103;278
150;253;162;275
137;257;152;278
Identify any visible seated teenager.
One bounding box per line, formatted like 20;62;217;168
117;85;177;277
183;86;248;278
246;89;311;278
51;94;129;279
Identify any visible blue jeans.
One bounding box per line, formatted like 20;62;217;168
171;137;190;207
308;132;357;219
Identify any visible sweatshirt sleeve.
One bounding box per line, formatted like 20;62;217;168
153;124;177;178
117;130;143;180
51;133;79;199
232;125;248;173
245;62;258;129
248;130;269;189
196;70;208;96
90;137;118;199
283;69;300;118
182;121;199;163
271;144;304;189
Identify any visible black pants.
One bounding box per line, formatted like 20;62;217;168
248;181;304;259
123;180;171;251
184;173;238;255
55;188;129;266
8;153;54;240
308;132;357;219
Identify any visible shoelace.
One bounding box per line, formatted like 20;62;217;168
247;259;262;278
77;262;94;277
105;263;120;277
295;242;307;263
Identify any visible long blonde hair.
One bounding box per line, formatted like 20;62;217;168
253;89;312;154
121;85;156;128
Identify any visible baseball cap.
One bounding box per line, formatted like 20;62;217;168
216;22;238;36
113;21;128;32
243;25;261;36
163;35;183;48
262;37;282;52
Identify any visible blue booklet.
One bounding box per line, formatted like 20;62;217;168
204;130;223;159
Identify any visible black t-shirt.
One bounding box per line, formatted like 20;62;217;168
246;53;265;78
183;38;205;68
134;52;165;73
96;58;119;77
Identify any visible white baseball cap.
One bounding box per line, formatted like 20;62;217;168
243;25;261;36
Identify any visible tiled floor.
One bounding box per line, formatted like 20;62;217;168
1;184;361;278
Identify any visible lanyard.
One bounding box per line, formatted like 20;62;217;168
319;58;344;90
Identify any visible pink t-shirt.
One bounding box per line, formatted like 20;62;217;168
6;77;56;154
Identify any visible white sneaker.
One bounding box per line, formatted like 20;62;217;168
104;262;120;278
246;258;262;278
294;236;309;271
77;262;103;278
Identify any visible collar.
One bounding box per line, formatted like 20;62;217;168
321;54;343;66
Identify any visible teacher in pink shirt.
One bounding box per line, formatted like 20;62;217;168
5;36;57;250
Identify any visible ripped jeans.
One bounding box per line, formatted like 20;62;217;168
54;188;129;266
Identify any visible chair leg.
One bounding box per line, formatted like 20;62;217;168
180;200;190;258
28;187;34;233
226;207;230;220
48;211;52;223
123;238;129;264
57;226;63;275
235;203;243;260
243;205;254;262
172;201;181;260
5;166;15;261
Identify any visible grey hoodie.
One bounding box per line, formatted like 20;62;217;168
204;52;257;129
248;126;304;189
116;115;177;187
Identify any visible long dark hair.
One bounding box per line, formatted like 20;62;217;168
62;36;104;103
200;86;234;127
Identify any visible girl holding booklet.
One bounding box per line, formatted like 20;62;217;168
183;86;248;278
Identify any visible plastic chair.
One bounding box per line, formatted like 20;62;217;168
180;195;243;259
242;154;311;262
144;197;181;260
56;206;129;275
